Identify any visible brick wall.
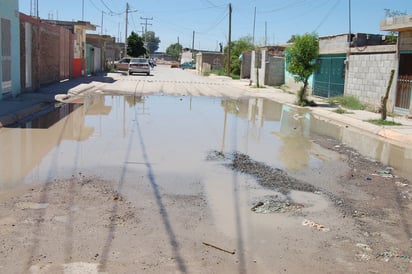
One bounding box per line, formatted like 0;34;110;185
346;52;397;110
20;13;73;91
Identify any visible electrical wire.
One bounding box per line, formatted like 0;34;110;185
314;0;341;32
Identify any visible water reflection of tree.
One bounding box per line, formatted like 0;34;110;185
124;96;143;107
221;99;240;115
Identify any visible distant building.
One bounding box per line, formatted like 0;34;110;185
196;52;224;74
86;34;121;73
251;46;286;87
180;48;193;64
0;0;21;99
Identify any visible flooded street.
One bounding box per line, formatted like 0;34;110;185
1;69;412;273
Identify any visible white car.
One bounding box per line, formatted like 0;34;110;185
128;58;150;76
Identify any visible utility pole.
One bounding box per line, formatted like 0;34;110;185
141;16;153;54
192;31;195;61
124;3;138;57
125;3;129;57
82;0;84;21
252;7;256;45
264;21;267;46
227;3;232;77
101;11;104;35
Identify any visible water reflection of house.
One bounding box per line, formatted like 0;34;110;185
221;98;282;126
0;104;94;189
83;95;112;116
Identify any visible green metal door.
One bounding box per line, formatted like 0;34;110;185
313;54;345;98
86;44;93;75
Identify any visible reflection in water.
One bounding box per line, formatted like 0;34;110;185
15;103;81;129
0;95;111;189
1;95;411;192
277;105;312;171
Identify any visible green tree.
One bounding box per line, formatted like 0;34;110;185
143;31;161;54
224;36;254;76
166;43;182;60
287;35;297;43
127;31;146;57
286;33;319;106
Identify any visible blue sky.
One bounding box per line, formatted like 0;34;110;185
18;0;410;52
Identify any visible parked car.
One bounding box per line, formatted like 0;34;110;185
128;58;150;75
113;58;131;71
181;61;195;69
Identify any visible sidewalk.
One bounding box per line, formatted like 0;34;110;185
0;74;110;127
231;78;412;146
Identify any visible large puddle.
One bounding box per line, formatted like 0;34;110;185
1;95;411;237
1;95;411;188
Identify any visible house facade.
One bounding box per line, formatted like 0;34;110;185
250;46;286;87
314;33;396;112
20;13;74;92
0;0;21;99
86;34;122;73
381;14;412;115
42;20;96;77
196;52;224;74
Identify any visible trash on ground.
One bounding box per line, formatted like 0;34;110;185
202;241;235;255
302;219;330;232
251;198;303;214
371;167;397;178
356;243;373;252
395;181;408;187
376;249;410;262
377;168;392;175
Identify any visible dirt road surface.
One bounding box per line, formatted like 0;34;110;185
0;66;411;273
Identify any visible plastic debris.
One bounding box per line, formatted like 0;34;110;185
376;249;410;262
356;243;373;252
302;219;330;232
251;199;303;214
395;181;408;187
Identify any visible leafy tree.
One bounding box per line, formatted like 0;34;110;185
143;31;161;54
287;35;297;43
224;35;254;76
127;31;146;57
166;43;182;60
285;32;319;106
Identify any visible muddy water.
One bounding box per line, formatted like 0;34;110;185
1;94;411;188
1;94;411;197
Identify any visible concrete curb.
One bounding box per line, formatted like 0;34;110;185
0;82;100;128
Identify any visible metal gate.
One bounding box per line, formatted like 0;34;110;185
395;75;412;110
395;53;412;110
313;54;345;98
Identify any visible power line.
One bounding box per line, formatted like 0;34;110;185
314;0;341;32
